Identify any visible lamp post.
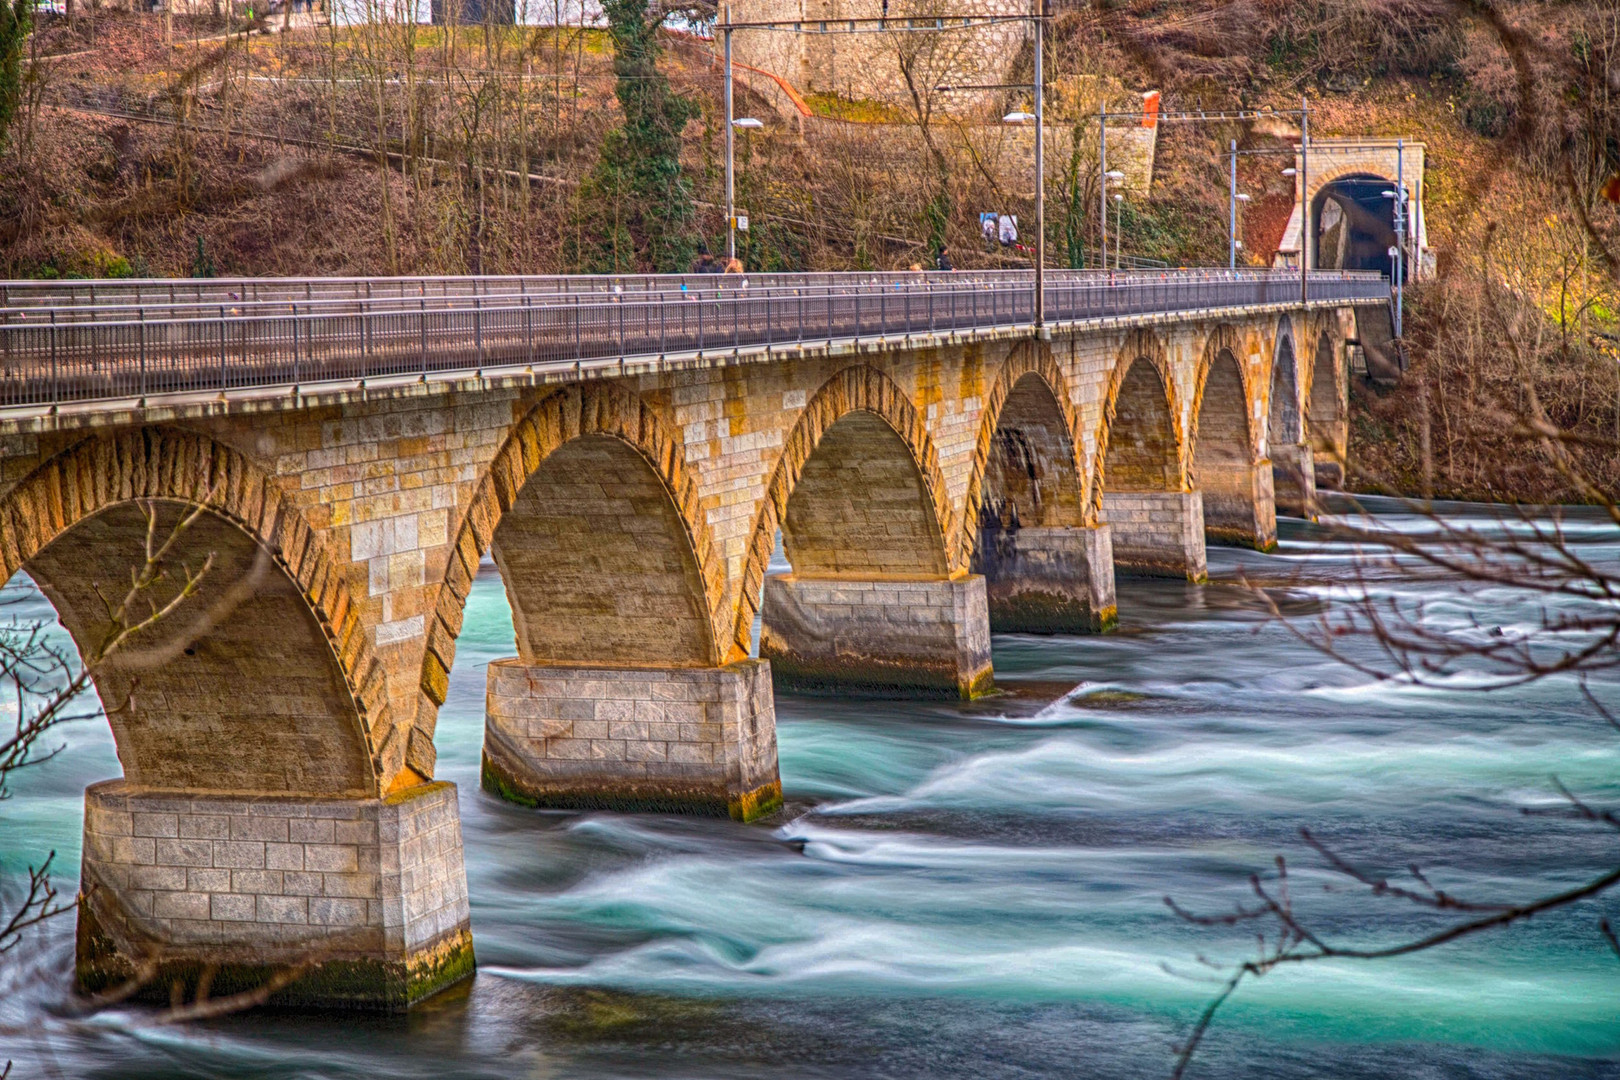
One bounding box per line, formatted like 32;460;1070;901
1300;95;1309;306
1232;193;1251;268
1098;101;1106;272
1111;192;1124;269
1229;139;1238;270
1104;169;1124;268
721;7;763;265
1381;186;1408;340
996;2;1046;327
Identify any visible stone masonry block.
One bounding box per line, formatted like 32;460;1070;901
483;659;780;821
79;781;472;1012
760;574;993;699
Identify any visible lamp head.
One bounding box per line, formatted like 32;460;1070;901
732;117;764;129
1281;167;1298;177
1002;111;1036;124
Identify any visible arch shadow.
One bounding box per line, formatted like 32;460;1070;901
0;429;380;797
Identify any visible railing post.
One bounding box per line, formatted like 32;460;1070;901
526;299;534;365
575;295;582;359
474;297;484;372
49;310;57;404
420;298;428;380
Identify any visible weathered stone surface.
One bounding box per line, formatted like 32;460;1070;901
1101;490;1208;582
482;659;781;821
77;780;473;1011
976;524;1117;634
760;574;994;699
1272;441;1317;519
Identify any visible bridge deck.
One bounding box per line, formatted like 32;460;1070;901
0;270;1387;415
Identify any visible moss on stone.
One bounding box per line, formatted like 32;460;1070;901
988;589;1114;635
482;749;775;820
74;901;475;1013
768;654;988;701
729;780;783;823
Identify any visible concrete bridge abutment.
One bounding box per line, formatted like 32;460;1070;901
481;659;782;820
759;573;994;698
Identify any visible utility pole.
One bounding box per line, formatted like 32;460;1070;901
1033;0;1044;328
1098;101;1106;271
1394;137;1405;340
723;4;737;263
1229;139;1238;270
1300;95;1309;307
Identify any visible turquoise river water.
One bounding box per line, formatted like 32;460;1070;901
0;498;1617;1078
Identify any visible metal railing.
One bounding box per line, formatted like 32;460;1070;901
0;270;1388;410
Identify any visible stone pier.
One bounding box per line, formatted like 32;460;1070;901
974;523;1117;633
759;574;994;698
1272;441;1318;518
1101;491;1208;581
1199;459;1279;551
75;781;474;1012
481;660;782;821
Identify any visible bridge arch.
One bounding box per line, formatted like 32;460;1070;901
1095;332;1184;503
1269;318;1304;448
423;382;729;728
1190;325;1275;547
731;364;959;658
1306;324;1349;476
0;429;381;797
962;343;1089;555
1190;325;1257;468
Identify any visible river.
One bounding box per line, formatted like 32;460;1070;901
1;497;1617;1078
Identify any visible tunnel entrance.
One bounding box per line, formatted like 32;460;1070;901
1312;174;1404;282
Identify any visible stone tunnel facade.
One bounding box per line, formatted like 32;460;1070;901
0;306;1356;1010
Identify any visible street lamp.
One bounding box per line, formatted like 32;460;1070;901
721;7;767;264
1380;136;1409;344
1000;6;1046;333
1382;188;1408;340
1112;192;1125;269
1232;193;1251;269
1102;169;1124;270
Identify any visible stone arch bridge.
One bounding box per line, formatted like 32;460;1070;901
0;270;1381;1010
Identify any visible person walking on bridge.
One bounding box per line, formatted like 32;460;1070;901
936;246;954;272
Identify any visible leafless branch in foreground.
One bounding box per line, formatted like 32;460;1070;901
0;494;305;1072
1170;317;1620;1078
